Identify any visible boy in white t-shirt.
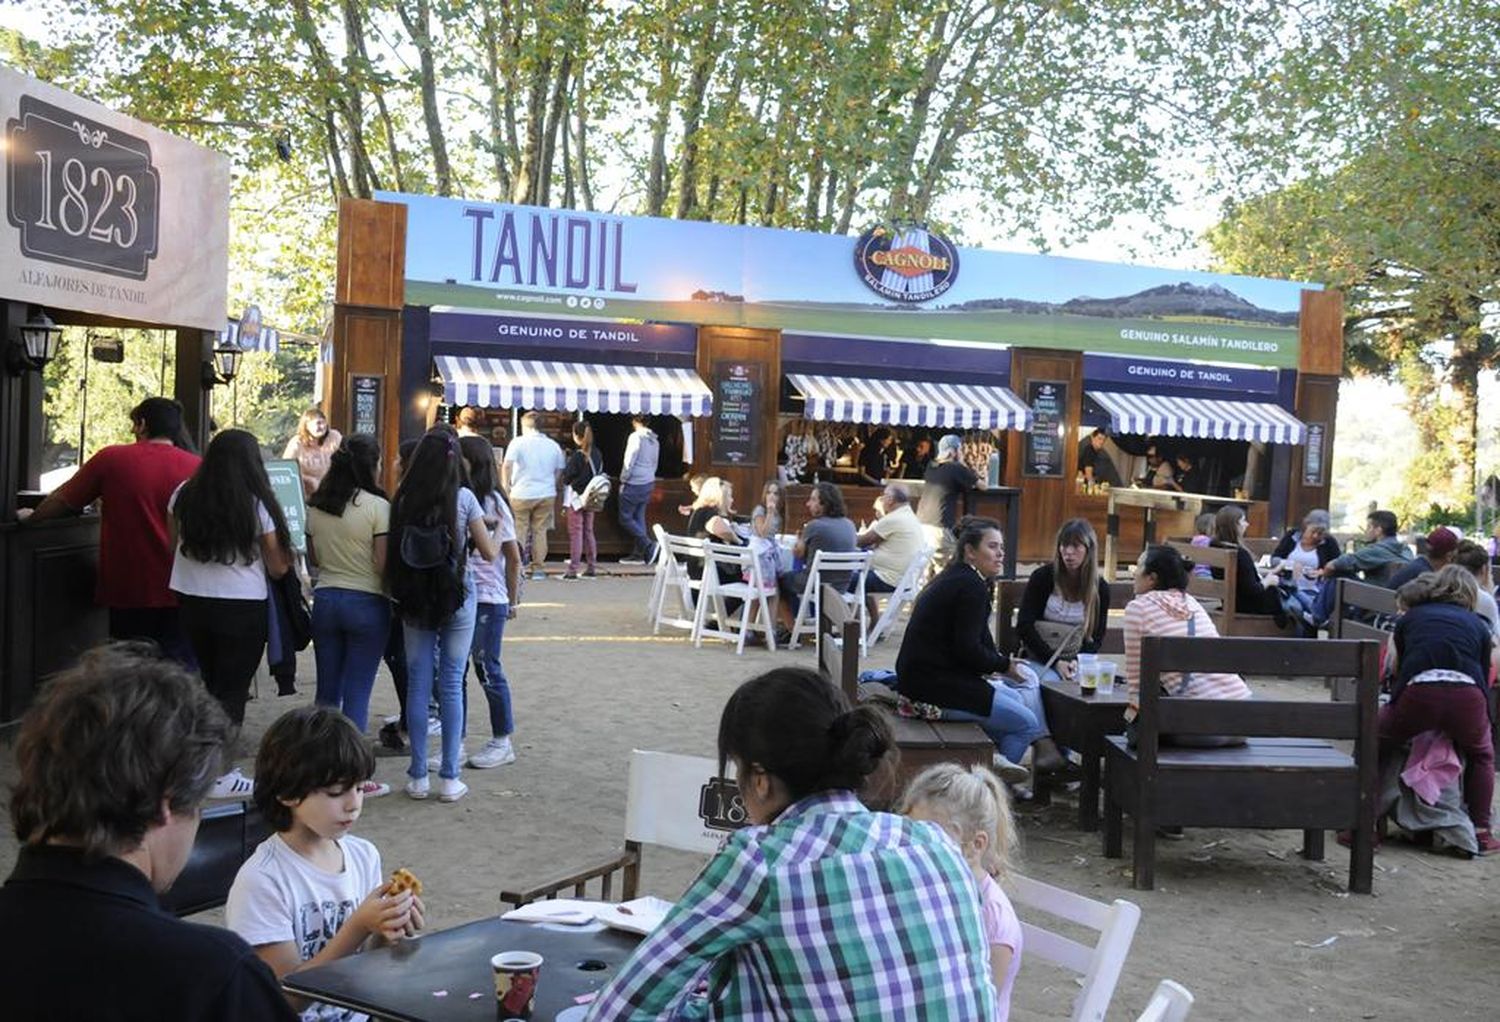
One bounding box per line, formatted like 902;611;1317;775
227;707;425;1021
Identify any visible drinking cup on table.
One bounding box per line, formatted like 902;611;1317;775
492;951;543;1019
1096;660;1117;696
1076;653;1098;692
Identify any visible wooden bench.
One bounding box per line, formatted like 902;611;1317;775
1165;539;1296;637
1103;635;1381;892
818;585;991;808
995;579;1132;658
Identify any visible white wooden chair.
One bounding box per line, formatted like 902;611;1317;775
787;549;872;651
865;545;932;648
1135;979;1194;1022
648;529;706;636
501;750;743;907
693;541;777;654
1010;872;1141;1022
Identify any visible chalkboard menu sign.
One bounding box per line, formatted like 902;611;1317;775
265;459;307;552
1024;380;1068;477
350;375;382;438
1302;422;1326;486
711;361;763;466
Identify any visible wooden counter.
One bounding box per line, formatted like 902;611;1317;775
1096;488;1268;577
1;515;106;724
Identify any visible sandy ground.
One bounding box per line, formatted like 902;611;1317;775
2;571;1495;1020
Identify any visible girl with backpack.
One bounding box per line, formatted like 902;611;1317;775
459;435;523;769
386;427;498;803
561;420;605;580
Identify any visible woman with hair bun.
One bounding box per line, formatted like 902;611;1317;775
587;667;997;1020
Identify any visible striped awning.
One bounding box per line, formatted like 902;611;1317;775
1088;390;1306;444
786;373;1032;430
218;317;280;353
435;355;713;417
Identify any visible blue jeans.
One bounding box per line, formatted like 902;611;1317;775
471;602;514;738
404;588;478;781
618;481;653;553
942;681;1046;763
311;588;392;733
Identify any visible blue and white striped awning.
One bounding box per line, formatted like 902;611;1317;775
1088;390;1306;444
786;373;1032;430
218;317;280;353
435;356;713;417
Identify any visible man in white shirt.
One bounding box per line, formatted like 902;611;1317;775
855;483;926;617
503;411;566;580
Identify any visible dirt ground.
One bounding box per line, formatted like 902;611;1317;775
2;572;1495;1020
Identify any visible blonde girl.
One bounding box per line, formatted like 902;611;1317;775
899;763;1024;1020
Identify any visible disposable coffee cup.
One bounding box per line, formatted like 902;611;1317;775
1096;660;1117;696
492;951;543;1019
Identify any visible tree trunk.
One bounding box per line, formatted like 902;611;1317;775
645;41;676;217
343;0;403;192
538;51;574;207
398;0;453;197
572;64;595;211
674;13;720;220
480;5;512;196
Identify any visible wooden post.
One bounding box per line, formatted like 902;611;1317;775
332;198;408;493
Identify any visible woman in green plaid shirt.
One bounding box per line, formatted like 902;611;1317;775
587;667;997;1020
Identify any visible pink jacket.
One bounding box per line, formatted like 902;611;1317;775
1122;589;1253;712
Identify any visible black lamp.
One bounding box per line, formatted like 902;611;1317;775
9;309;62;373
202;339;244;387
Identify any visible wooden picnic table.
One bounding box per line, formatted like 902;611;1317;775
1038;676;1131;830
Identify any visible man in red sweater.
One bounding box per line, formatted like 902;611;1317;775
26;397;201;664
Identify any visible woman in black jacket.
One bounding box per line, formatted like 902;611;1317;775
1016;518;1112;682
1211;505;1286;618
896;517;1056;778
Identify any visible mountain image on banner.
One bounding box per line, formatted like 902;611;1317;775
951;282;1298;326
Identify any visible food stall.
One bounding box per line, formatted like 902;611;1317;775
327;193;1342;569
0;68;230;723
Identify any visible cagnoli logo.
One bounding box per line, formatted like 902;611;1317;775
853;223;959;303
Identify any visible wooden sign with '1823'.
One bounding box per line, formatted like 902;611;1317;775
6;94;161;280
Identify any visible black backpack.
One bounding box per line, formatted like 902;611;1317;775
391;516;466;629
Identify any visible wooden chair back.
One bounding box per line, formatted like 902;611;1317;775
1330;577;1399;643
1164;539;1293;637
818;583;861;703
1242;536;1280;559
1010;873;1141;1022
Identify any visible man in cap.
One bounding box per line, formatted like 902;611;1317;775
916;434;978;568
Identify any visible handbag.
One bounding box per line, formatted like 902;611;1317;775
1033;620;1084;669
269;569;312;652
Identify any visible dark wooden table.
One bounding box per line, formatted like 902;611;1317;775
281;917;641;1021
1038;677;1131;830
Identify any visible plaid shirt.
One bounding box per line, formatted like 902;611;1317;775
585;790;996;1021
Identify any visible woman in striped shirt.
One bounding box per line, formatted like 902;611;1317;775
1122;544;1252;716
587;667;997;1021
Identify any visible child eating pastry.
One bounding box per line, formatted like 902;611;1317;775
227;706;425;1020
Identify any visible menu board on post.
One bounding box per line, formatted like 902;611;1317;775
711;361;762;466
1302;422;1326;487
1024;380;1068;477
350;375;382;438
264;459;308;552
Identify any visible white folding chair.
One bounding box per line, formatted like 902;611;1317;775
787;550;872;651
865;545;932;647
693;541;777;654
501;750;742;907
646;523;673;622
1010;872;1141;1022
648;531;706;636
1135;979;1194;1022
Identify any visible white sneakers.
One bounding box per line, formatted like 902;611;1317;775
408;773;469;802
991;754;1031;785
468;738;516;769
358;780;391;799
209;767;254;799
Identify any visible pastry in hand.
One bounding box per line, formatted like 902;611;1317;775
387;867;423;897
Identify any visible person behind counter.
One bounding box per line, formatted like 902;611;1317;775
23;397;201;666
904;435;934;480
1077;429;1121;487
282;407;343;498
1171;452;1201;494
917;434;979;566
858;428;900;485
1137;441;1175;490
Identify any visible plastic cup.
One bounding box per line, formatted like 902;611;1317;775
492;951;543;1019
1096;661;1117;696
1076;655;1098;693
